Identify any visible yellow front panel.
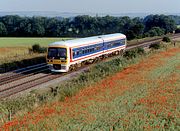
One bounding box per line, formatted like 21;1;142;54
47;59;67;64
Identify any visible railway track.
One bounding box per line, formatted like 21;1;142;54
0;63;48;86
0;73;64;99
127;33;180;50
0;33;180;99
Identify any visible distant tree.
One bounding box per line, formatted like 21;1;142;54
0;22;7;36
0;14;177;38
169;15;180;25
144;15;176;34
146;27;165;37
18;17;32;37
31;17;45;36
0;15;22;36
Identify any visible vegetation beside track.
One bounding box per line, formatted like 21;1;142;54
0;42;178;129
0;55;46;73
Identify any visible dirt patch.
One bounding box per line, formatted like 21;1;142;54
0;47;27;52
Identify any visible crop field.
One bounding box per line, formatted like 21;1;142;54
0;37;72;47
1;44;180;130
0;37;71;63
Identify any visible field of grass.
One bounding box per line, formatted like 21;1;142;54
0;37;71;47
1;44;179;130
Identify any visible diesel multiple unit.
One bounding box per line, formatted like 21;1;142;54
47;33;127;72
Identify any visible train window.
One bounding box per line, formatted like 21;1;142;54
88;48;91;53
96;46;101;50
107;43;112;48
77;51;79;56
89;48;92;52
120;39;125;44
85;49;88;53
114;42;120;47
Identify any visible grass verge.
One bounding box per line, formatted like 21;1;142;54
0;42;179;130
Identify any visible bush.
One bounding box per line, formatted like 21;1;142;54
32;44;47;53
162;36;171;42
136;47;145;54
124;50;137;59
124;47;145;59
38;47;47;53
175;28;180;33
32;44;41;53
149;43;161;49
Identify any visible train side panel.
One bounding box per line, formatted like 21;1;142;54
69;36;126;67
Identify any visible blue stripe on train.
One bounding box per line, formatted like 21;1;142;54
72;39;125;59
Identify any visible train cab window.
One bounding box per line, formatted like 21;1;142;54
48;47;67;59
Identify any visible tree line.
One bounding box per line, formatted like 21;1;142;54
0;14;178;40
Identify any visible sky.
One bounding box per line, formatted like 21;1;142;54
0;0;180;14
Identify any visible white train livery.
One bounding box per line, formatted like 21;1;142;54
47;33;127;72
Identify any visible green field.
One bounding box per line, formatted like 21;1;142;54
177;25;180;28
0;37;72;47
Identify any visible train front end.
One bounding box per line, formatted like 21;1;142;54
46;45;70;72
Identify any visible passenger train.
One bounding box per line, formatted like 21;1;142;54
46;33;127;72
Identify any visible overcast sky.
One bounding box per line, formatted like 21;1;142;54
0;0;180;13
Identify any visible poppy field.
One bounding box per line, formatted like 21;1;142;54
1;44;180;130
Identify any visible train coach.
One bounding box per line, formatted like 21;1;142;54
46;33;127;72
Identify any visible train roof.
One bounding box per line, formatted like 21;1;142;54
48;33;126;48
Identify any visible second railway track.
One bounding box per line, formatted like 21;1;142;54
0;73;65;99
0;63;48;86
